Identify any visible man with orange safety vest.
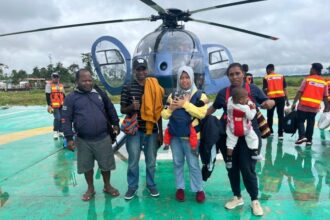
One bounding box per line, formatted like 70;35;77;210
327;77;330;103
263;64;289;140
45;72;65;139
291;63;329;145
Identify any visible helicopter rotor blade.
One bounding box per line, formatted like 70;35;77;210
139;0;166;13
190;0;266;14
0;17;150;37
190;18;278;40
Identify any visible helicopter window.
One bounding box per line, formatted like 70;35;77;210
101;65;126;87
158;31;194;53
208;49;229;80
135;31;160;56
96;49;124;66
209;49;229;65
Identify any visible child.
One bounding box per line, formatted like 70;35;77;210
226;87;261;169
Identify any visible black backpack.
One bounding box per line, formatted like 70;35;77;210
283;111;298;134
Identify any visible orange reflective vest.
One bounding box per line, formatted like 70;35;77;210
300;75;326;109
265;73;285;98
327;78;330;101
50;83;64;108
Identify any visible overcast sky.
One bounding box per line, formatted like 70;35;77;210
0;0;329;77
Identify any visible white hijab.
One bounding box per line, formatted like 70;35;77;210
176;66;197;95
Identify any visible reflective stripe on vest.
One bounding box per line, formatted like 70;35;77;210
50;83;64;108
300;75;326;108
327;79;330;101
265;73;285;98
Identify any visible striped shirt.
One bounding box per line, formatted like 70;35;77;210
120;79;157;133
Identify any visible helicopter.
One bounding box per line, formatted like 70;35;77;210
0;0;278;96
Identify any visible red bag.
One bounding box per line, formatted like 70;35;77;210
189;125;198;150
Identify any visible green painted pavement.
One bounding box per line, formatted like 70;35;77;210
1;106;330;219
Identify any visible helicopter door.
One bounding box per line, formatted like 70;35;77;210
202;44;233;94
91;36;131;95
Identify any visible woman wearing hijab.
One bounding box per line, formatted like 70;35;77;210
161;66;209;203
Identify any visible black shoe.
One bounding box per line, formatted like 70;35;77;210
124;188;137;200
295;137;307;145
148;187;160;197
226;161;232;169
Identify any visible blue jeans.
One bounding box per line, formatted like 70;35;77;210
126;130;158;190
53;108;62;132
170;136;203;192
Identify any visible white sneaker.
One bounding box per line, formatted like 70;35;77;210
251;154;264;161
251;200;264;216
53;132;59;139
58;132;64;137
225;196;244;209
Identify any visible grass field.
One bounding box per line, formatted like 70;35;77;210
0;88;121;106
0;75;309;106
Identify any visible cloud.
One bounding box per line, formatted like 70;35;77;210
0;0;329;77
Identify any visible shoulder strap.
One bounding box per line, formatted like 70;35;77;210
225;87;230;102
88;86;117;143
191;90;202;102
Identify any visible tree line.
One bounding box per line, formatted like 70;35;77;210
0;53;94;84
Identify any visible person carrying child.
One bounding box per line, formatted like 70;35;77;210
226;87;261;169
161;65;208;203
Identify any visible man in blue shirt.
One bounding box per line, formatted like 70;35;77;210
62;69;120;201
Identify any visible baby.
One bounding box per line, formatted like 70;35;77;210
226;87;261;169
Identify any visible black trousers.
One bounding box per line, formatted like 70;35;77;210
267;97;285;136
297;110;317;141
218;134;259;201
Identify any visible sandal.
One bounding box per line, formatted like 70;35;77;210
103;187;120;197
82;191;96;201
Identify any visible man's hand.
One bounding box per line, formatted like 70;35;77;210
47;106;53;114
67;140;75;152
131;96;140;111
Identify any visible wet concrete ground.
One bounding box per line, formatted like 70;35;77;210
1;106;330;219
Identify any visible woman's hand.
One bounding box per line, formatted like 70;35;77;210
169;94;190;110
260;99;275;109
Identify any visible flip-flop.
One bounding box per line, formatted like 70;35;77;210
81;191;96;201
103;187;120;197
